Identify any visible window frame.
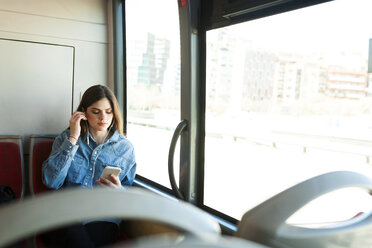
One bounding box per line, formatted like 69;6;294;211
119;0;338;226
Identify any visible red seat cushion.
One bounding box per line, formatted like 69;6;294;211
32;141;53;195
0;142;22;199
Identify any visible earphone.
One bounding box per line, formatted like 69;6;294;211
86;120;114;146
86;120;90;145
81;108;90;145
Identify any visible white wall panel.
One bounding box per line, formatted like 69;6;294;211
0;39;73;137
0;0;108;143
0;10;106;43
0;0;106;24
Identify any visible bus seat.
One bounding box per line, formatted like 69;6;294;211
236;171;372;248
0;187;221;247
116;234;271;248
29;135;56;195
0;135;24;199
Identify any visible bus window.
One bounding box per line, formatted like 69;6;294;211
204;0;372;223
126;0;180;188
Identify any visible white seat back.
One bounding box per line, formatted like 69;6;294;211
116;234;271;248
0;187;220;247
236;171;372;248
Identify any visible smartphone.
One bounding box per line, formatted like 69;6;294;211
100;166;121;179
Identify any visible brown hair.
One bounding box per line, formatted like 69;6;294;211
77;85;124;135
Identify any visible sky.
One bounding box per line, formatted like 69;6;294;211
225;0;372;56
125;0;179;40
125;0;372;67
125;0;372;43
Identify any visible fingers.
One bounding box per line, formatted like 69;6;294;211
97;177;113;186
70;111;87;123
69;112;87;138
96;174;121;189
109;174;121;185
96;180;106;187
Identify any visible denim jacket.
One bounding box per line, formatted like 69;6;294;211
42;129;136;190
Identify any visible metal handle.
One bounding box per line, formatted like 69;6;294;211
168;119;188;200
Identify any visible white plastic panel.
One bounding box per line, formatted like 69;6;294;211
0;0;108;119
0;0;106;24
0;38;73;137
0;10;106;43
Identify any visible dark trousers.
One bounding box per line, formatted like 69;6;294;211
41;221;119;248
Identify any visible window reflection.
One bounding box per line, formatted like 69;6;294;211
205;0;372;222
126;0;180;188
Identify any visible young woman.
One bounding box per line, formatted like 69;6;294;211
42;84;136;247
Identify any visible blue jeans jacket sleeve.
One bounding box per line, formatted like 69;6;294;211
42;130;79;189
121;161;136;190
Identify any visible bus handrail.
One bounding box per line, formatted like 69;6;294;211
168;120;188;200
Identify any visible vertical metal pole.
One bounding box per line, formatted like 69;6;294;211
112;0;127;134
178;0;204;205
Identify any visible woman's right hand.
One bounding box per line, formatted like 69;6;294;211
69;111;87;144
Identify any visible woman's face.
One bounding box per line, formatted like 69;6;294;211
85;97;114;133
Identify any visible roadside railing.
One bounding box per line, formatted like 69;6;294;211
128;119;372;164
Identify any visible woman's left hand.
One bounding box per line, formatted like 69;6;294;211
96;174;122;189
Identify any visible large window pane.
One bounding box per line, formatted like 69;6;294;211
205;0;372;224
126;0;180;188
